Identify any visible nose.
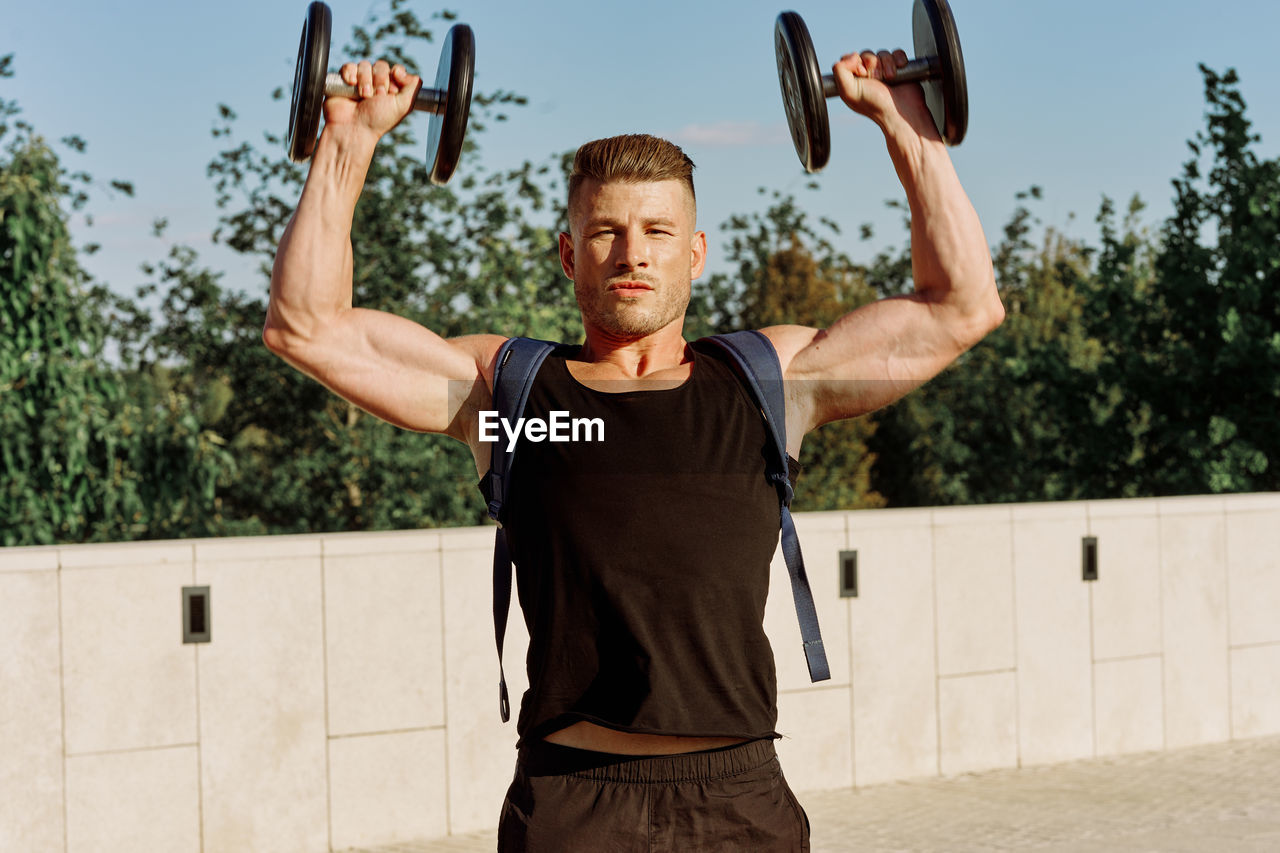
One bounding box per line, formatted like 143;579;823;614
614;227;648;270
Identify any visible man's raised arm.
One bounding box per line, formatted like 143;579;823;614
764;49;1004;452
264;60;502;442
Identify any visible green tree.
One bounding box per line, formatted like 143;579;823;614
1134;65;1278;493
1;119;115;542
1076;193;1162;497
1;55;236;544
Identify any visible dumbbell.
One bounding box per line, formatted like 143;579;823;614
775;0;968;173
285;1;475;185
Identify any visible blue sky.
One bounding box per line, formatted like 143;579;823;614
5;0;1279;300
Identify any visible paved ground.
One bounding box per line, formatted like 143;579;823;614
351;735;1280;852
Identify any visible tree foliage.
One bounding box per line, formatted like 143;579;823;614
1;56;236;545
1123;66;1279;493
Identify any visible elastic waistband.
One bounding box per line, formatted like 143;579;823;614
517;738;778;783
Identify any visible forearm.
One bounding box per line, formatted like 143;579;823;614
881;116;999;324
266;125;378;348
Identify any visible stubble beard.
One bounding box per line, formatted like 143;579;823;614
576;276;690;339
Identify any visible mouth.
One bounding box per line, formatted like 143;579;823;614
607;280;654;294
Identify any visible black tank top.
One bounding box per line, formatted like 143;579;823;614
501;340;792;743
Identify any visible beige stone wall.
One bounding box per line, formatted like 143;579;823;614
2;493;1278;851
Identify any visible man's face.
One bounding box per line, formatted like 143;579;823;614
560;178;707;340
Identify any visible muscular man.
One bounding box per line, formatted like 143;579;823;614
266;48;1002;853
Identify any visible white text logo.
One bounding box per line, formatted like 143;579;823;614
478;411;605;451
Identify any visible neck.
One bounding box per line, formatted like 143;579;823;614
579;322;691;378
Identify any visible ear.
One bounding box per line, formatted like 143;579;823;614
690;230;708;281
558;231;575;280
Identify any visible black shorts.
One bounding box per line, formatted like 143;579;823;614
498;738;810;852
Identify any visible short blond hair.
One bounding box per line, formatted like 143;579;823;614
567;134;696;220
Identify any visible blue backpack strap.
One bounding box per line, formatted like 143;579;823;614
483;336;556;722
705;331;831;683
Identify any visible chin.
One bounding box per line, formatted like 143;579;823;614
580;294;689;339
602;319;664;338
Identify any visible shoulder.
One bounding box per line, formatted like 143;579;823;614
756;325;823;377
695;326;823;380
448;333;509;389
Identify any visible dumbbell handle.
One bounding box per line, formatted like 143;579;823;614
323;72;445;114
820;56;938;98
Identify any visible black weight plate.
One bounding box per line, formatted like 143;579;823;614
913;0;968;145
775;11;830;173
426;24;475;186
287;1;332;162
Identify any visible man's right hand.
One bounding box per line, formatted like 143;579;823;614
323;60;422;144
